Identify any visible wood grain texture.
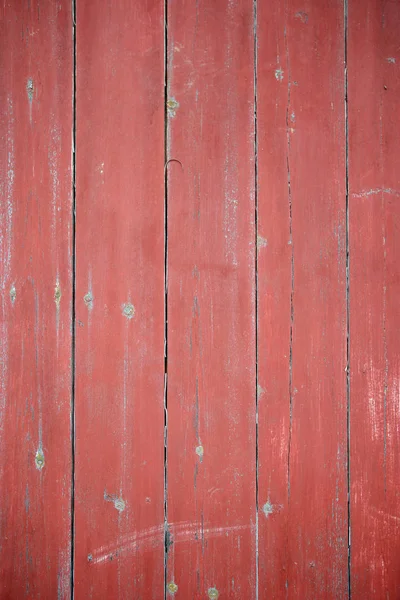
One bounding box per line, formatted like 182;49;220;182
348;1;400;596
257;1;348;597
0;1;73;597
74;1;165;597
166;0;256;597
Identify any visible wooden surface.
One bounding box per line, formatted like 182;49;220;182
257;1;348;597
348;0;400;596
0;0;73;597
1;0;400;598
166;0;256;597
74;1;166;598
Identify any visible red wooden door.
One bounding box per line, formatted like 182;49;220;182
1;1;400;598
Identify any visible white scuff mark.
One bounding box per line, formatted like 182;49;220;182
88;521;252;566
257;235;268;250
263;499;274;517
57;547;70;600
26;78;34;123
275;68;284;82
9;284;16;304
0;96;14;446
48;121;61;245
352;188;400;198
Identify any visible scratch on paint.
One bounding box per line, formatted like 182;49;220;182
352;188;400;198
88;521;252;565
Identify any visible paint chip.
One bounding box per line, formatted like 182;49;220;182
167;97;179;117
257;235;268;249
295;11;308;23
122;303;135;319
26;78;34;103
387;57;396;64
208;588;219;599
54;281;61;305
35;449;45;470
114;498;126;512
257;384;265;398
263;499;274;518
84;292;93;309
195;445;204;460
275;68;284;82
104;491;126;512
167;582;178;594
9;284;16;304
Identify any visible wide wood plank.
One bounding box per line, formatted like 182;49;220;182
166;0;256;597
257;1;348;596
0;1;73;597
74;2;165;597
348;1;400;596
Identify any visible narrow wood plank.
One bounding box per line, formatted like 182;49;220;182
166;1;256;597
257;1;348;597
348;1;400;596
74;2;165;597
0;1;73;597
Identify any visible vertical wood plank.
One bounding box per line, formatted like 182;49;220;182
0;1;73;597
74;1;165;597
166;1;256;597
348;1;400;596
257;1;348;596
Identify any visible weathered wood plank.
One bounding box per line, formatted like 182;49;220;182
0;1;73;597
74;1;165;597
166;1;256;597
348;0;400;596
257;1;348;596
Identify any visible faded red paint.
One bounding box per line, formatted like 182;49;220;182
166;0;256;597
349;0;400;597
74;1;165;598
0;0;73;597
257;1;348;597
1;0;400;598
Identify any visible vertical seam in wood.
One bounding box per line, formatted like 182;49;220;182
253;0;259;597
163;1;169;597
344;0;351;596
71;0;77;597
